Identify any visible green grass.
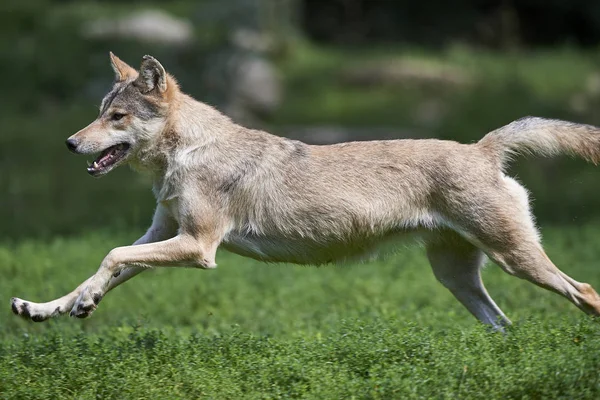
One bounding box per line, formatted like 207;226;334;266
2;225;600;398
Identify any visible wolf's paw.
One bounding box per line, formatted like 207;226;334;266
70;289;102;319
10;297;56;322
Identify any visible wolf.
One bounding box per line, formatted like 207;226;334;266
10;53;600;330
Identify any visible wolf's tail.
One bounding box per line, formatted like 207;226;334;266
478;116;600;167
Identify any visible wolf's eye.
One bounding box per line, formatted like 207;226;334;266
111;113;126;121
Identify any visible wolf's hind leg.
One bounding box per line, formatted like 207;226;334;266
426;231;511;330
486;240;600;317
453;176;600;318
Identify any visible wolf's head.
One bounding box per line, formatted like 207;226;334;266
66;53;178;177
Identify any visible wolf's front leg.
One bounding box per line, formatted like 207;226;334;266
70;234;218;318
11;277;94;321
11;266;151;321
11;205;177;321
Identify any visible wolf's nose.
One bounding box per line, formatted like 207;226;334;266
66;138;78;152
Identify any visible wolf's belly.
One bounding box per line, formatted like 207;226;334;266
221;230;423;265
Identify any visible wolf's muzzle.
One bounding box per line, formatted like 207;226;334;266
66;138;79;153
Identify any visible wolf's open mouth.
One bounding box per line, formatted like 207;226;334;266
87;143;130;176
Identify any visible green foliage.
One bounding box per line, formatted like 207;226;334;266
2;321;600;399
1;225;600;398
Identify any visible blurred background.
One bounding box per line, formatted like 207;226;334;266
3;0;600;240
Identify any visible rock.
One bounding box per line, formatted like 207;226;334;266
225;54;282;124
342;59;473;87
569;93;589;115
414;99;447;128
585;73;600;97
83;9;193;45
230;28;276;53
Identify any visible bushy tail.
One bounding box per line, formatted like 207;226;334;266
478;116;600;167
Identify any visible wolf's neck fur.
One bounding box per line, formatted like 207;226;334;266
132;91;237;173
138;91;255;201
173;94;237;145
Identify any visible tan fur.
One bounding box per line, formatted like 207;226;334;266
110;52;137;82
10;54;600;329
162;74;180;102
479;117;600;166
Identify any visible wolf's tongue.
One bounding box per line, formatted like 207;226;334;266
98;148;115;166
96;144;126;167
87;143;130;175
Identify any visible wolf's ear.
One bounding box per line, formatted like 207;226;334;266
109;52;137;82
134;55;167;94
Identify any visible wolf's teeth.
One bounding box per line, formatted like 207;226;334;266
93;161;99;168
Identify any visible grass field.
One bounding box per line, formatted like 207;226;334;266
2;224;600;399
